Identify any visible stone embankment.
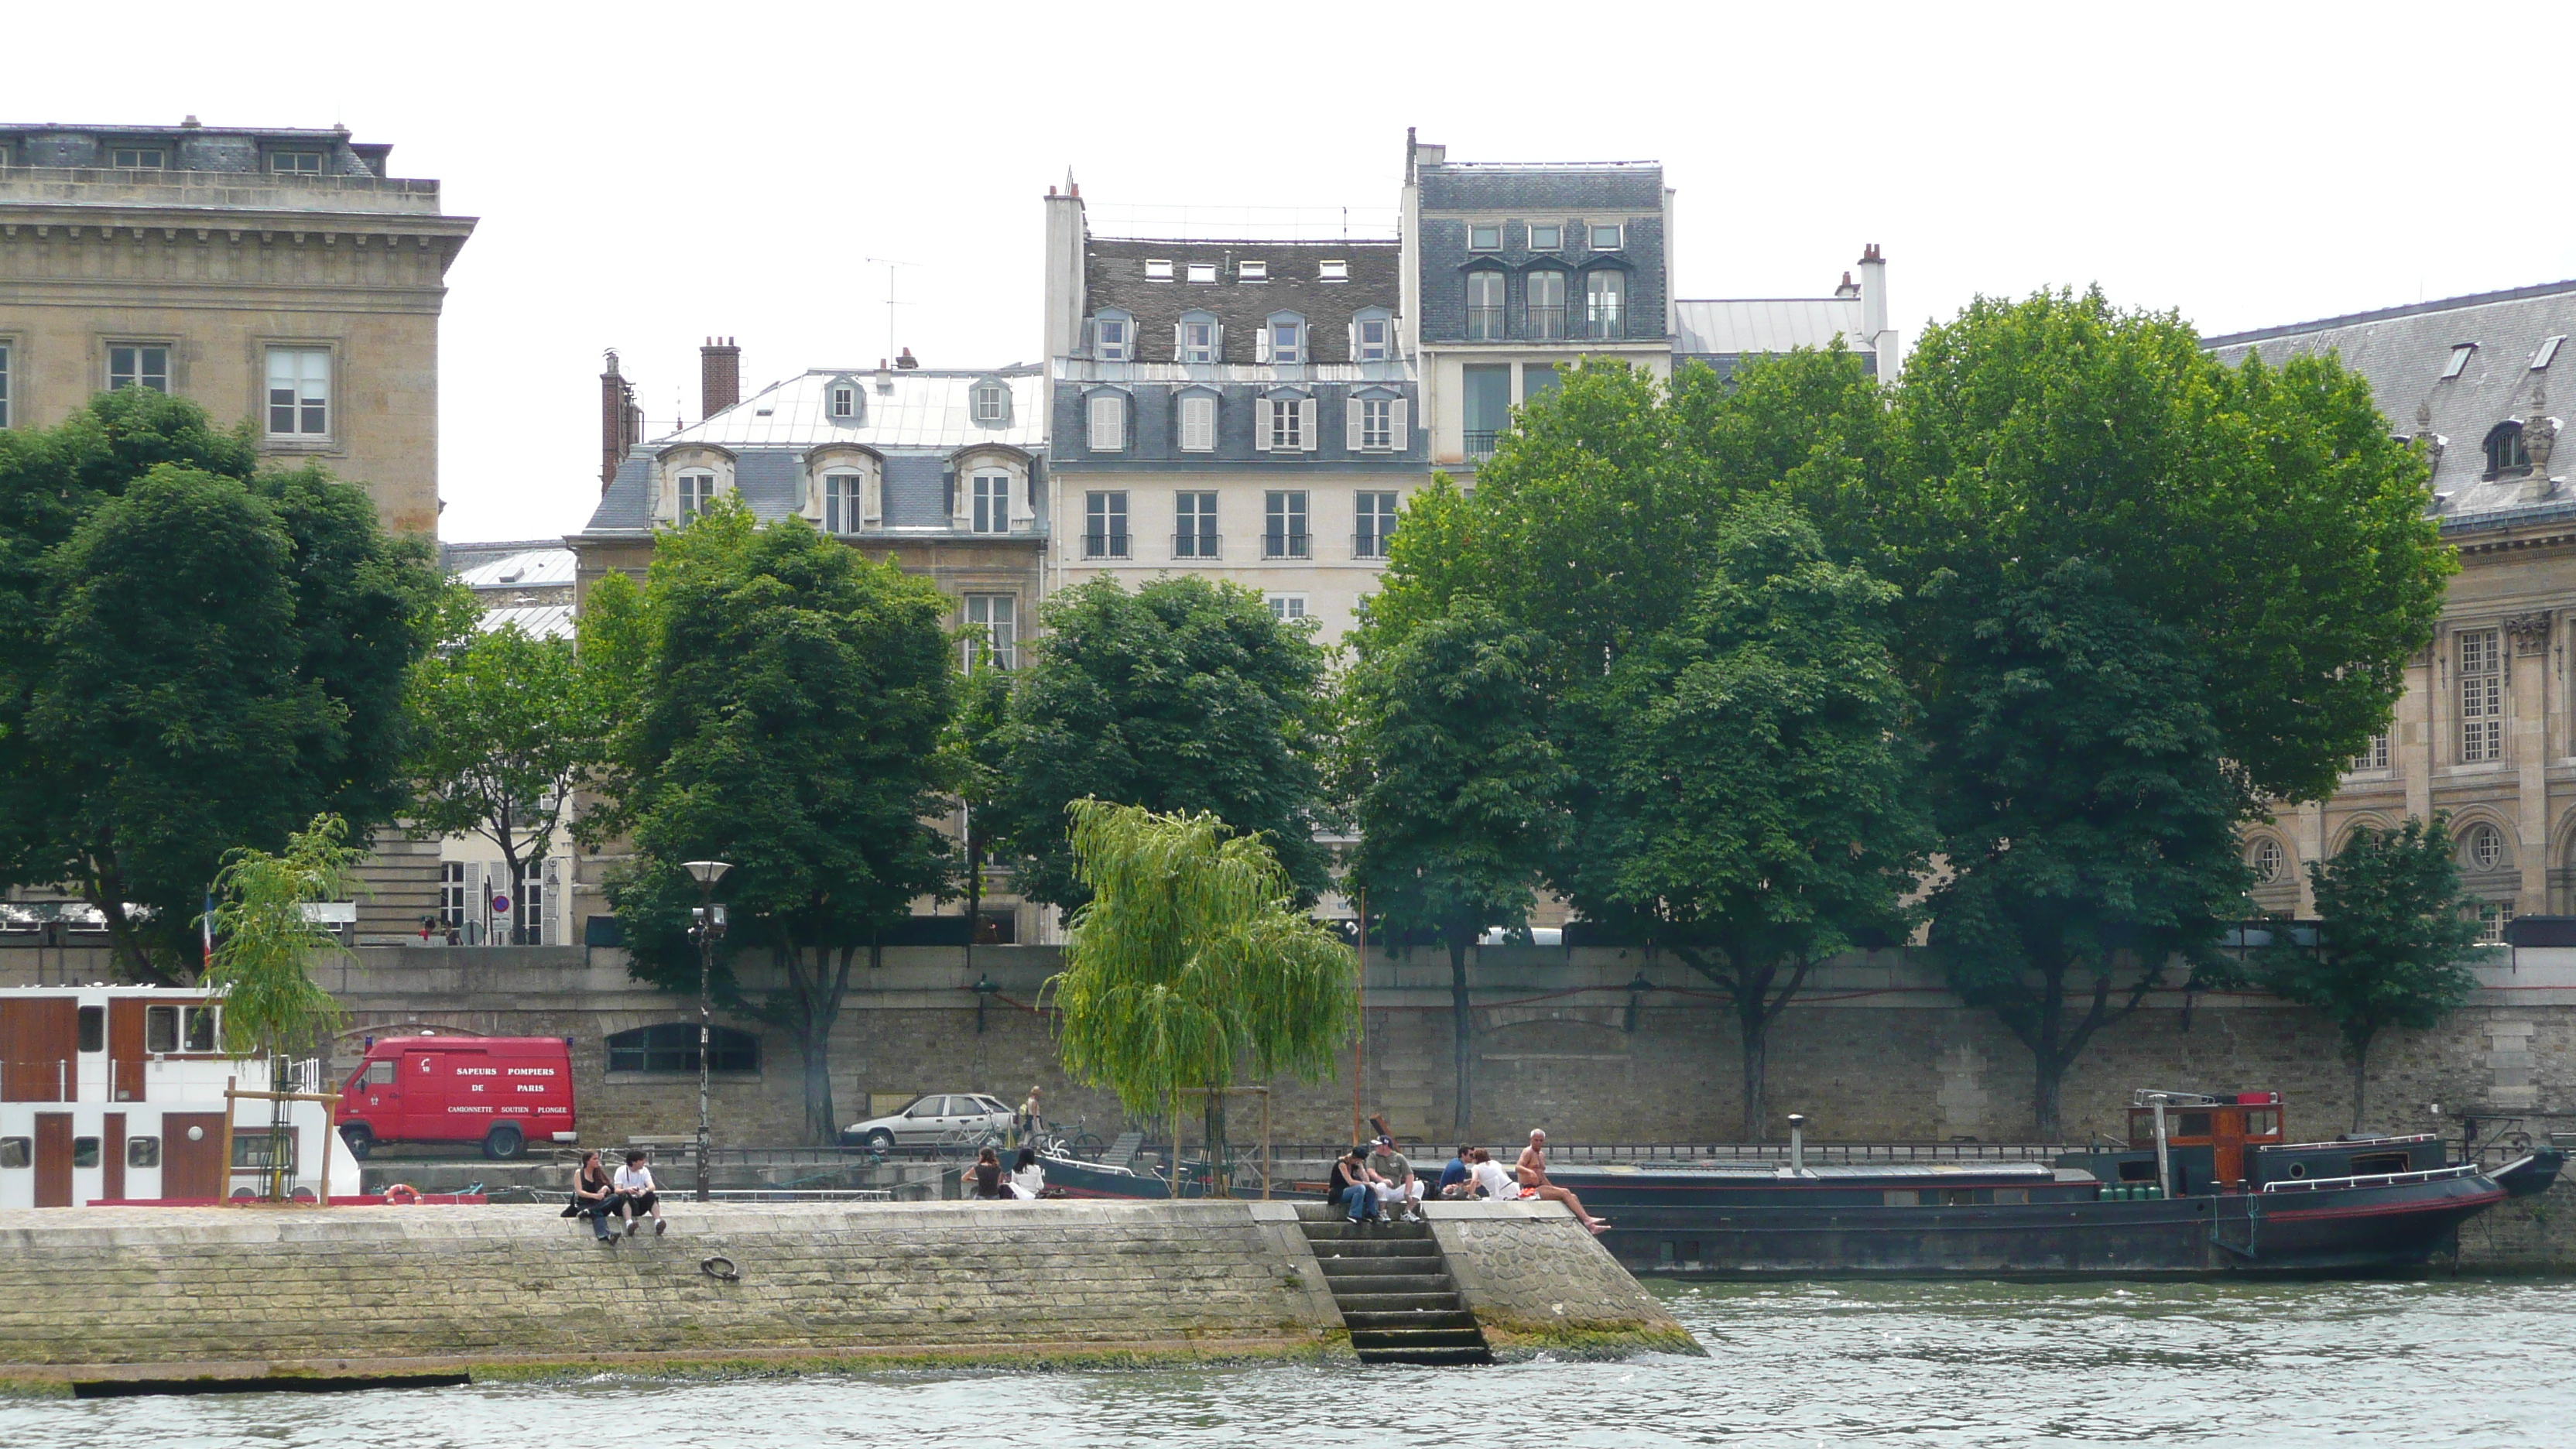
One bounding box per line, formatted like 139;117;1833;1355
0;1199;1693;1392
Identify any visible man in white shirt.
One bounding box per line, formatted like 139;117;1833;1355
613;1150;666;1237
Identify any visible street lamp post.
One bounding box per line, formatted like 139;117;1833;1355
683;859;732;1204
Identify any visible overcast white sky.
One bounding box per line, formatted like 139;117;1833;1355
18;2;2575;542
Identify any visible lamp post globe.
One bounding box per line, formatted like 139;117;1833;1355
683;861;732;1202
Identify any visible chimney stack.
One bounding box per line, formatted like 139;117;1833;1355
1856;244;1899;381
875;358;895;393
600;350;638;494
1834;270;1859;300
701;336;741;420
1043;172;1088;364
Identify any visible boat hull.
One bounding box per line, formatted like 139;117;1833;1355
1559;1168;2506;1279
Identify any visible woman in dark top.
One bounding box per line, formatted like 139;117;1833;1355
573;1151;620;1242
970;1146;1010;1200
1328;1148;1380;1225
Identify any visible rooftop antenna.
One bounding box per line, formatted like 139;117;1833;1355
862;258;921;368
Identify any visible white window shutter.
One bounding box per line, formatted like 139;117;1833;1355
1009;468;1036;527
1388;397;1410;450
1299;397;1317;452
1174;320;1186;358
1252;397;1271;452
1255;326;1271;364
1345;396;1365;451
950;467;970;526
862;466;883;525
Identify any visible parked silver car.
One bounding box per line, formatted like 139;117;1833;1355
841;1092;1015;1149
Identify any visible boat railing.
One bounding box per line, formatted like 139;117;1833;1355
1264;1141;2076;1167
2258;1162;2485;1195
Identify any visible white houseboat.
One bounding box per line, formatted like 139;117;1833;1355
0;985;355;1208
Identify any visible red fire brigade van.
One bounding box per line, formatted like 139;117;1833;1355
334;1036;577;1160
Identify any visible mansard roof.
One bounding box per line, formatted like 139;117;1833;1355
1084;238;1399;365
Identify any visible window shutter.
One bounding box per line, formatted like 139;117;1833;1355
1345;396;1365;451
1009;467;1036;527
862;466;882;526
1388;398;1410;450
1255;326;1272;364
1251;396;1271;451
1298;397;1318;452
947;466;964;525
1174;320;1186;358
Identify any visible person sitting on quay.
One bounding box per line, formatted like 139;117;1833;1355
1517;1129;1608;1232
1438;1143;1474;1200
968;1146;1013;1200
615;1149;666;1237
1467;1148;1521;1202
1328;1146;1382;1226
570;1150;622;1244
1009;1146;1047;1200
1367;1135;1426;1224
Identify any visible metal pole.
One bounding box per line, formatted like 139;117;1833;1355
1352;888;1366;1146
2151;1096;2173;1201
696;877;714;1204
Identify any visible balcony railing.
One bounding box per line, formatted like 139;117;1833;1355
1584;311;1625;341
1172;533;1221;560
1526;304;1565;339
1083;533;1129;560
1262;532;1312;560
1352;532;1392;560
1464;430;1499;459
1466;306;1506;341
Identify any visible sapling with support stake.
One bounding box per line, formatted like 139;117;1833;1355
203;814;360;1201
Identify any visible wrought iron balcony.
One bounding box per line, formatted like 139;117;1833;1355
1351;532;1393;560
1262;532;1312;560
1526;304;1566;339
1464;430;1499;459
1172;533;1222;560
1083;532;1130;560
1466;307;1506;341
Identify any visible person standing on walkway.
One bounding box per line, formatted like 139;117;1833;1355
1016;1086;1044;1146
1516;1130;1606;1231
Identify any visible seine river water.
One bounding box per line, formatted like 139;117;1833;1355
11;1276;2573;1447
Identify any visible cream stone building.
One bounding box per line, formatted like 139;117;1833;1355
2208;280;2576;938
0;118;474;941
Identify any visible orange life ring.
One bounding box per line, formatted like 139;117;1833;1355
384;1183;423;1205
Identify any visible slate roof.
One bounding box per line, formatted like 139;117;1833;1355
454;547;574;590
1085;238;1399;365
1674;297;1879;380
2204;279;2576;526
1416;161;1664;213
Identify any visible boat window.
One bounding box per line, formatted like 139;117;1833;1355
2176;1112;2212;1138
2242;1109;2279;1138
2286;1163;2308;1180
1941;1187;1982;1207
146;1005;179;1053
183;1005;218;1053
2118;1160;2159;1182
79;1006;104;1053
231;1133;297;1173
72;1136;100;1169
0;1138;27;1169
126;1136;159;1168
1994;1187;2029;1204
2350;1152;2410;1176
1882;1189;1922;1207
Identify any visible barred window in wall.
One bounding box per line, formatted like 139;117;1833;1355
2350;731;2390;772
265;347;330;437
607;1022;759;1074
971;471;1012;533
1355;491;1399;559
1088;393;1126;451
2459;629;2503;762
2477;899;2516;945
1084;490;1129;558
677;471;718;523
1179;393;1217;452
963;594;1016;671
1269;398;1302;450
108;344;169;393
824;473;865;534
440;862;468;929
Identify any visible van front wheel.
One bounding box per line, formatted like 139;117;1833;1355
483;1125;525;1160
340;1125;373;1160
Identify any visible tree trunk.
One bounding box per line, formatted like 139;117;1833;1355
2348;1031;2374;1133
1739;1006;1769;1142
1447;931;1472;1139
1203;1091;1229;1197
2031;1058;2065;1142
799;1022;836;1145
80;853;176;986
783;942;858;1145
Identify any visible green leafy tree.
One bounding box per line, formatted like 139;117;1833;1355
1344;594;1567;1136
404;594;611;939
1045;800;1355;1182
981;576;1333;910
1872;290;2453;1136
204;813;361;1199
0;391;438;981
2254;818;2483;1129
1566;498;1930;1139
599;502;959;1142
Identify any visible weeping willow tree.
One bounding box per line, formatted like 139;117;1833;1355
204;814;358;1200
1046;800;1355;1192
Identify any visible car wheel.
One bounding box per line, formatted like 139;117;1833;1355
483;1125;525;1160
865;1129;896;1153
339;1125;373;1160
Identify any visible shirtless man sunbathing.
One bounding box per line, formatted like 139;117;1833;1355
1517;1129;1608;1232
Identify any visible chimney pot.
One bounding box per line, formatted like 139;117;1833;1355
700;337;742;420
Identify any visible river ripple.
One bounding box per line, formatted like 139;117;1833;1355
8;1277;2571;1447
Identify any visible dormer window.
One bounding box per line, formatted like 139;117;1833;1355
1528;224;1562;251
2485;420;2532;479
830;385;857;419
269;150;325;174
1352;310;1393;363
971;380;1010;426
677;471;718;523
1260;315;1306;365
1178;313;1219;365
1319;260;1348;281
1146;259;1174;280
2535;336;2564;371
1239;260;1268;282
1094;313;1132;361
1187;263;1217;283
1470;224;1502;251
2444;344;2477;380
1588;223;1624;250
110;146;165;169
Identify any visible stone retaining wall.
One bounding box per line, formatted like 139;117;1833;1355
1427;1203;1700;1356
0;1198;1684;1389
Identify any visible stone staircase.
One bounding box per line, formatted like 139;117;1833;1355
1296;1205;1494;1366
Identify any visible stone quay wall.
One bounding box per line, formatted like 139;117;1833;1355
0;1199;1682;1388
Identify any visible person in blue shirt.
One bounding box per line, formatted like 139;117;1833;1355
1438;1144;1472;1198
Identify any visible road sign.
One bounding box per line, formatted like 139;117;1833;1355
489;893;511;916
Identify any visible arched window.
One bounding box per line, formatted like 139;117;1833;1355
823;472;865;534
2485;421;2531;479
2250;837;2285;883
605;1023;759;1074
676;470;718;523
2461;822;2507;872
1464;269;1506;340
1523;269;1567;339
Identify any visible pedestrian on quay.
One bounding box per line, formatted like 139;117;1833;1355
1367;1135;1426;1223
615;1149;666;1236
968;1146;1012;1200
570;1150;622;1243
1016;1085;1044;1146
1329;1146;1382;1225
1009;1146;1047;1199
1439;1144;1474;1199
1516;1129;1608;1232
1468;1148;1521;1202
